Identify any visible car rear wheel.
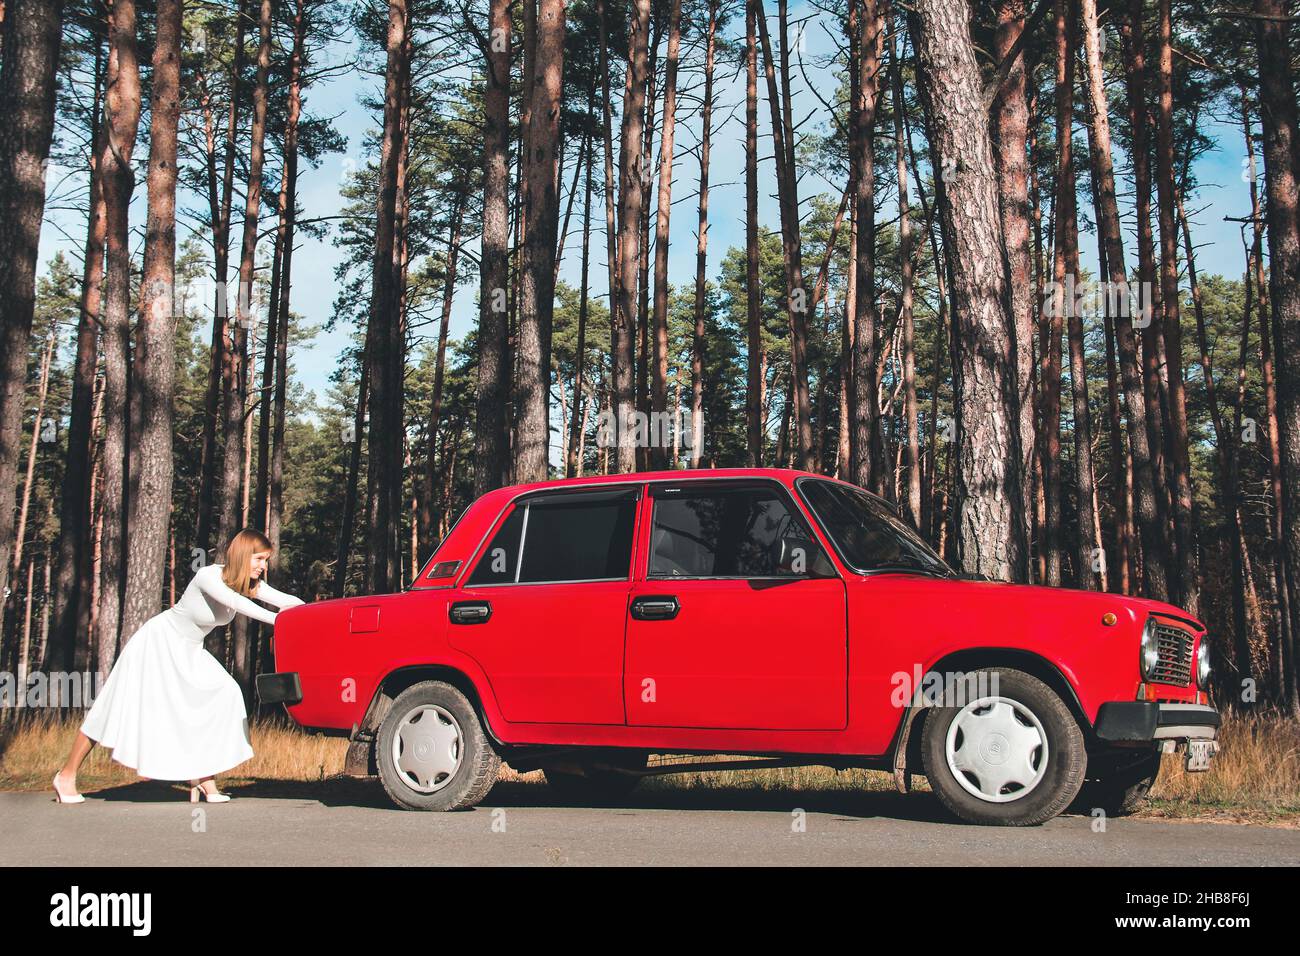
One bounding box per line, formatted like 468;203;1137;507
376;681;501;811
920;668;1086;826
542;751;647;805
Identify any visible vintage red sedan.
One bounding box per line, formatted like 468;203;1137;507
257;468;1220;825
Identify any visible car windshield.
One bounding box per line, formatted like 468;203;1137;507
797;478;954;577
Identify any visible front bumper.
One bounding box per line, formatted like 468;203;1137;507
1094;702;1220;742
256;671;303;707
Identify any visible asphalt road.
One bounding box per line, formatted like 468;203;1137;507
3;779;1297;866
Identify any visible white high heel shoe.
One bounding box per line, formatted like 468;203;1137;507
52;772;85;804
189;780;231;803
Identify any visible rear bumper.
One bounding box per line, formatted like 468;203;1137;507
1094;702;1220;742
256;671;303;707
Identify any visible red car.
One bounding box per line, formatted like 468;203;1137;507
258;468;1220;826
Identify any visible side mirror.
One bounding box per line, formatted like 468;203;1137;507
772;535;816;574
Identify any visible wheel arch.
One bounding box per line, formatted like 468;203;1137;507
346;664;504;776
890;647;1098;773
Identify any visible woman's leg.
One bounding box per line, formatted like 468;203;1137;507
55;732;94;794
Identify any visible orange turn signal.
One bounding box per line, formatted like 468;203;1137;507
1102;612;1118;627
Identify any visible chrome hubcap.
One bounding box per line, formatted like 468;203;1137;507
393;704;463;793
944;696;1048;803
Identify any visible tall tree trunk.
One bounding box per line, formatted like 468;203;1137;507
198;0;249;555
517;0;565;482
650;0;683;470
121;0;182;639
257;0;306;547
744;0;762;466
614;0;652;473
1092;169;1133;594
755;0;811;469
1179;194;1253;691
567;137;594;479
1055;0;1101;589
634;17;661;468
1125;0;1174;590
1081;0;1166;600
1254;0;1300;715
851;0;884;492
689;0;718;470
991;0;1036;561
334;356;367;598
892;27;920;526
475;0;512;495
364;0;409;591
839;173;857;480
1040;0;1071;587
0;0;63;648
421;196;465;543
597;0;620;471
909;0;1028;582
91;0;141;662
13;326;55;589
214;0;272;674
1153;0;1198;614
1241;88;1293;709
51;20;104;674
217;0;271;555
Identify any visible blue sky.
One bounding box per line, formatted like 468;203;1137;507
37;4;1254;411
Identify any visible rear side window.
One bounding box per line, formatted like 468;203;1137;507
467;489;638;585
467;507;524;585
648;483;833;578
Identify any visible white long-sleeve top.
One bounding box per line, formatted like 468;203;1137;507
163;563;305;642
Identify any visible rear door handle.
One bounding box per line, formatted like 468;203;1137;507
449;600;492;625
630;595;679;621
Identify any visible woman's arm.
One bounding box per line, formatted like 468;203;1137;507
195;568;279;626
255;580;305;610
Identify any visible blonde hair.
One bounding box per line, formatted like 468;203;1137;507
221;528;274;597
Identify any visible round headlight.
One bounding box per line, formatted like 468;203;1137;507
1140;620;1159;680
1197;640;1211;686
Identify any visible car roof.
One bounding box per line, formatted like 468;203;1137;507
413;468;869;586
488;466;820;497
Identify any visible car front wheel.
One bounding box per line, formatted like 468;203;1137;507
920;667;1086;826
376;680;501;811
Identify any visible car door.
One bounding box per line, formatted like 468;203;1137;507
623;480;848;730
448;486;639;725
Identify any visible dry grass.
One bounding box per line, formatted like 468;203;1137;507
3;709;1296;824
0;713;350;792
1140;709;1300;826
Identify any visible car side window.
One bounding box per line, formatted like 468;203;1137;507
648;483;834;579
467;489;638;585
467;506;524;585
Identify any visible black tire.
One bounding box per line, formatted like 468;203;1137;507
1073;751;1161;816
542;750;647;805
920;667;1087;826
376;681;501;811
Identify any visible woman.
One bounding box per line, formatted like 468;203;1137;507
52;529;304;803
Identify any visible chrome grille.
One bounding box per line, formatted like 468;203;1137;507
1151;622;1194;685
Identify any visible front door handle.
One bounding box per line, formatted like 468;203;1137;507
449;600;492;625
630;595;679;621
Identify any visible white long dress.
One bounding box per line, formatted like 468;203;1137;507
80;564;304;781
